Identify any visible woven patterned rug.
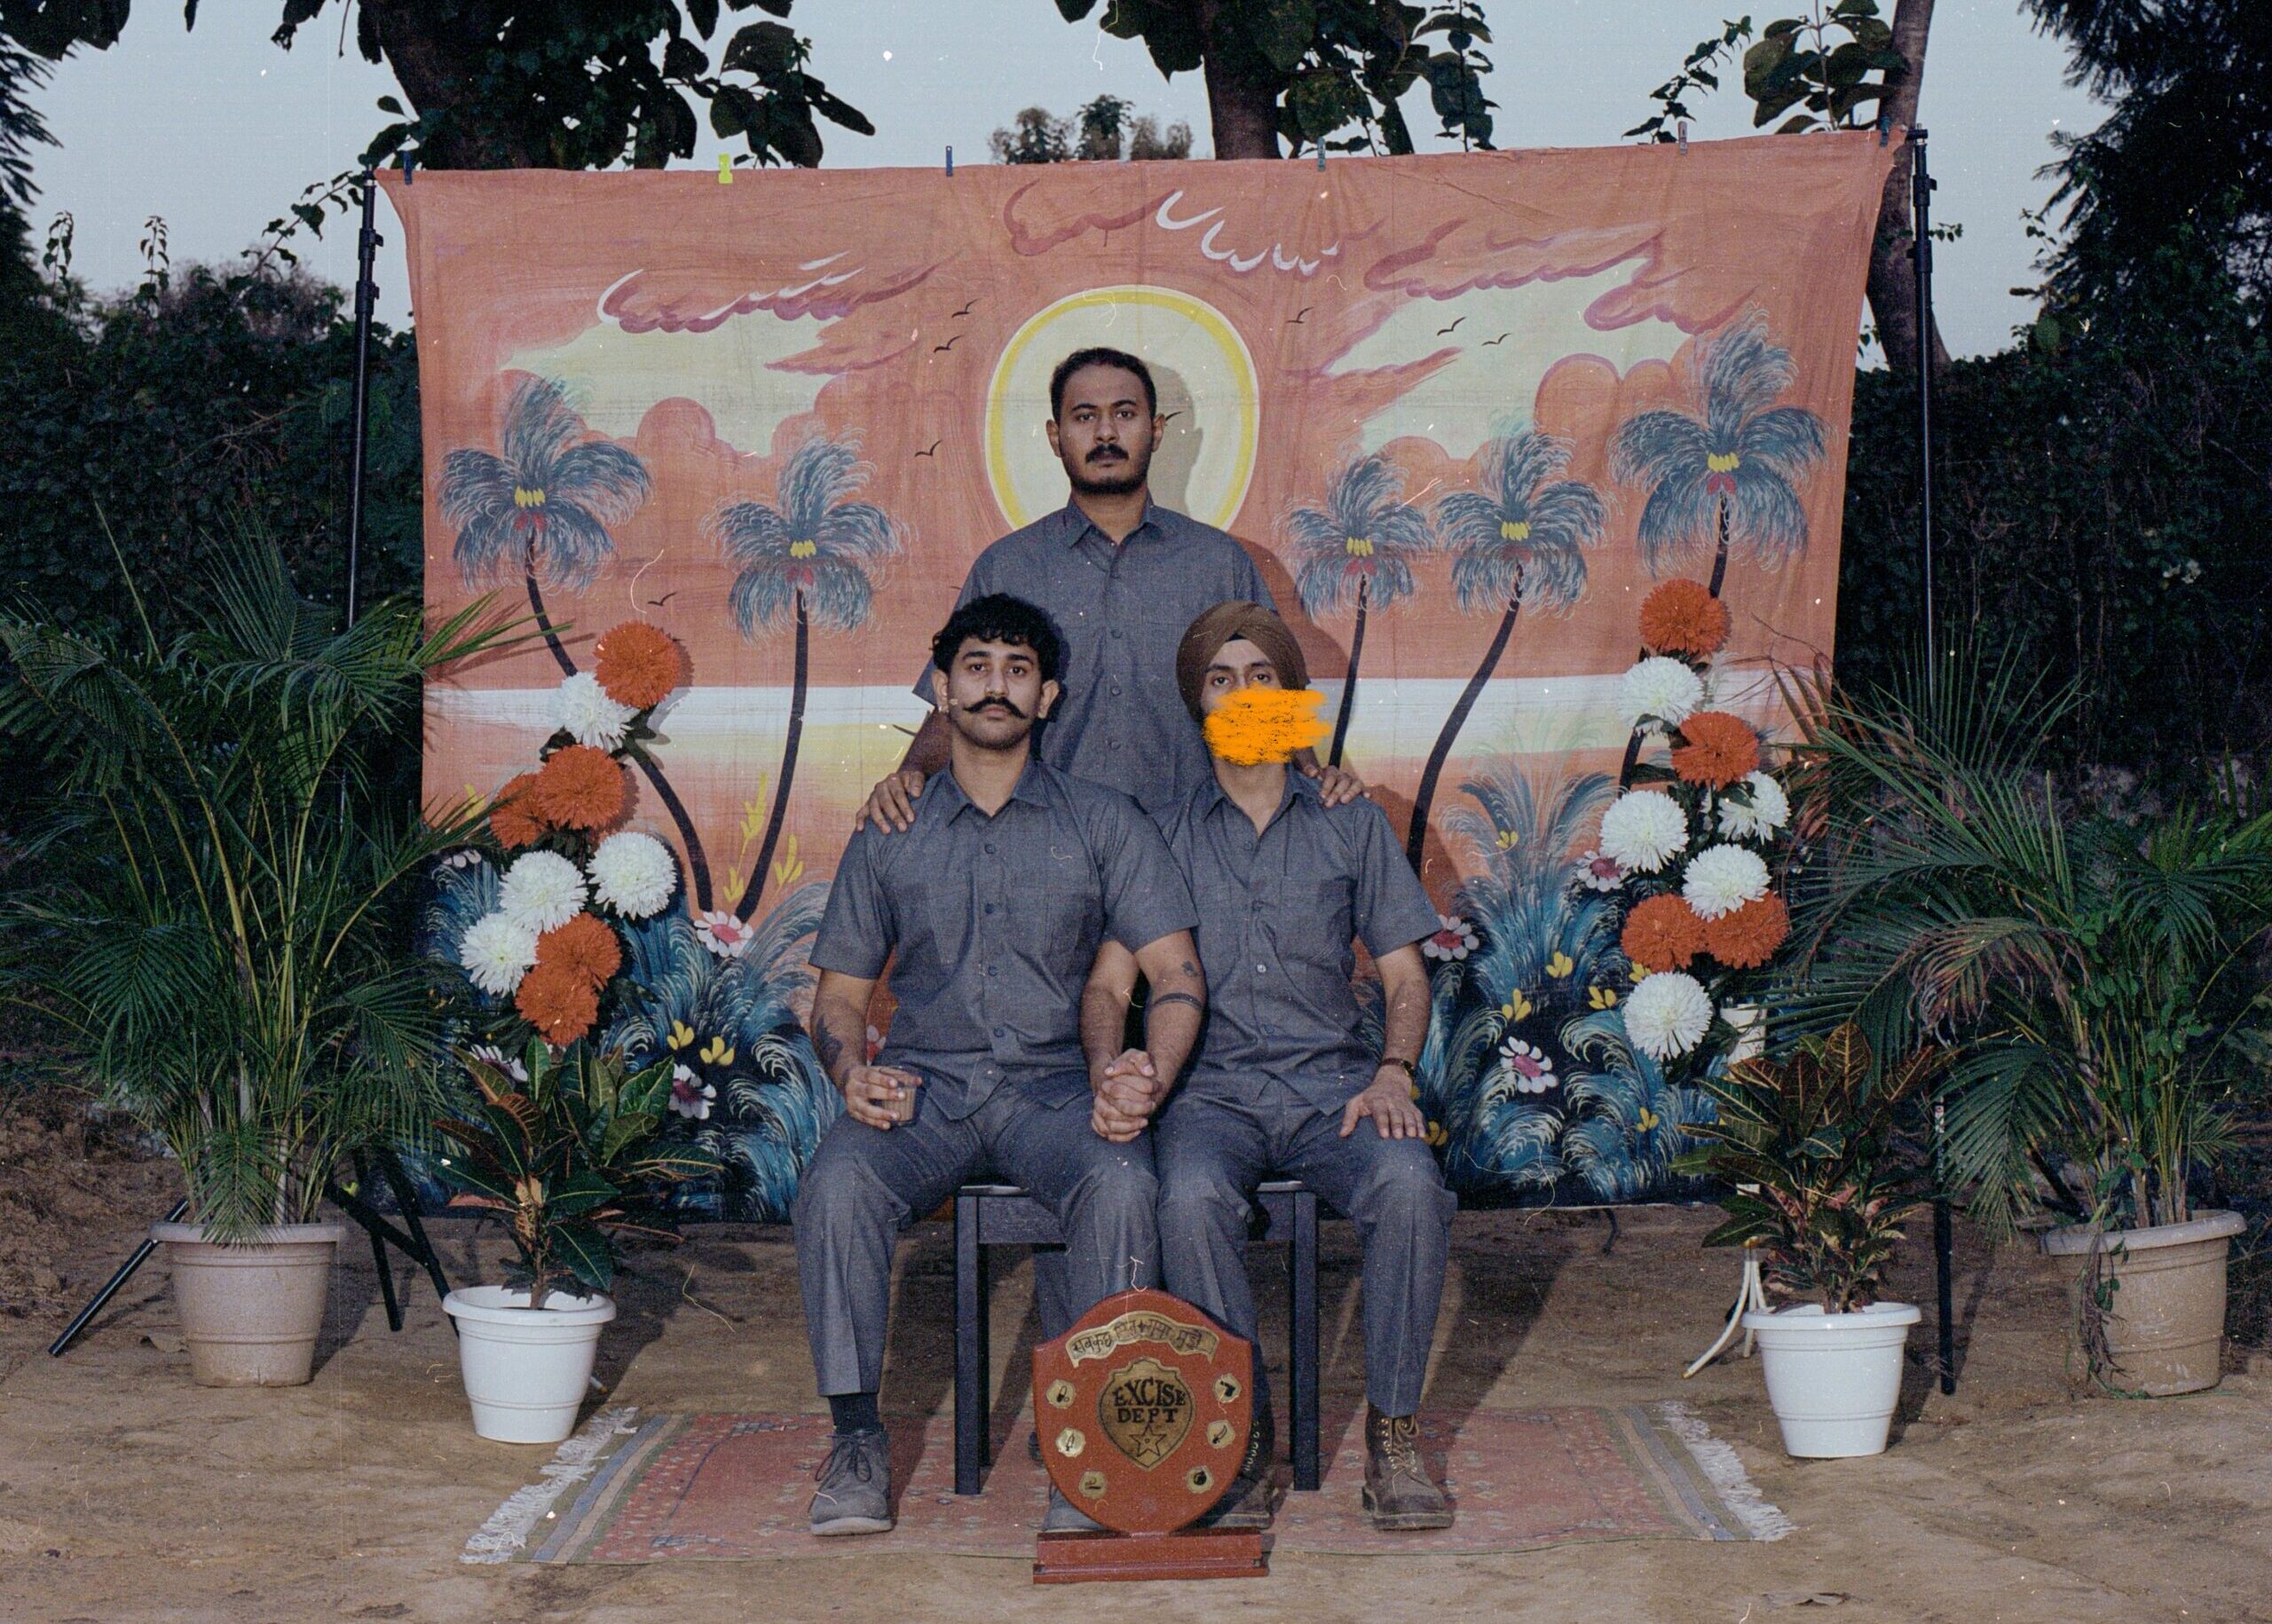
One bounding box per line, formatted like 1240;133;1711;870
466;1402;1789;1564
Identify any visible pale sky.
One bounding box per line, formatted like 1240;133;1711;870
26;1;2096;356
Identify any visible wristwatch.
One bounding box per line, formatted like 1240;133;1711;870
1380;1056;1417;1082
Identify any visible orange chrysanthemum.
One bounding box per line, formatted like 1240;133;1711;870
1672;710;1761;789
1638;579;1731;659
488;772;547;850
537;911;622;991
1705;892;1790;969
515;960;599;1045
594;621;687;711
532;745;630;832
1621;893;1708;973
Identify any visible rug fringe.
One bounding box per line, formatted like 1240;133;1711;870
462;1406;641;1564
1649;1399;1795;1541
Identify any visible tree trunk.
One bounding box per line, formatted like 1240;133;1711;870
1708;497;1732;599
625;741;715;915
359;0;544;169
1195;0;1282;159
741;593;809;923
525;564;574;677
1328;581;1369;767
1866;0;1949;376
1406;596;1521;874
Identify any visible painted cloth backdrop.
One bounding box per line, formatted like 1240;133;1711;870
389;134;1896;1217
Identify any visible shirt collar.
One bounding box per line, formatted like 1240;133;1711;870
1056;496;1164;548
932;754;1054;820
1196;764;1306;825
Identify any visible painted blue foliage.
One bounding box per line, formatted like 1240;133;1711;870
439;376;651;592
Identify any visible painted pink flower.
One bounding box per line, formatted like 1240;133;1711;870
1423;914;1479;963
669;1062;716;1122
1579;850;1625;893
693;910;753;959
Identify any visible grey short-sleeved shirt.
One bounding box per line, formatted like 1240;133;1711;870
812;757;1197;1116
1161;770;1441;1111
915;499;1275;818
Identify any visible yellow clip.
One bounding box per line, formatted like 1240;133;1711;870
718;154;733;184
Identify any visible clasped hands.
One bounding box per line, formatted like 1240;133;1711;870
1090;1048;1167;1144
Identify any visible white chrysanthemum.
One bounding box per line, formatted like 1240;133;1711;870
1682;844;1771;920
552;671;635;751
1618;656;1705;731
459;913;539;997
588;831;676;919
1716;772;1791;841
469;1042;531;1083
498;850;588;934
1598;791;1690;874
1625;971;1713;1061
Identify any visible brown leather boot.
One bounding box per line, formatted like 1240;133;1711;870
1361;1405;1453;1531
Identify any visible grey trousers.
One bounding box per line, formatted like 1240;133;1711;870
793;1071;1158;1398
1153;1081;1456;1416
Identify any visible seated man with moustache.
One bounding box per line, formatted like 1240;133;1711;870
1085;602;1457;1533
794;593;1207;1537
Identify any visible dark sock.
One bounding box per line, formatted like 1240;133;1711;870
829;1392;880;1434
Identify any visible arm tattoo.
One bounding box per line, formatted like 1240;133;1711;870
1179;960;1200;979
1148;990;1203;1016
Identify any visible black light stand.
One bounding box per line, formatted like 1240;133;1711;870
1911;127;1957;1398
50;169;450;1358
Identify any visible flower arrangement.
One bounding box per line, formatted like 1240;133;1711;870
424;623;843;1224
1595;579;1795;1066
452;622;692;1049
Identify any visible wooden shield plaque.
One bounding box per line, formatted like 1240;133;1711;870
1031;1288;1253;1539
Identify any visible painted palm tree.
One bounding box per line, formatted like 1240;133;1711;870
1609;311;1828;599
440;375;651;674
714;436;903;922
604;881;840;1222
438;375;717;909
1283;453;1433;766
1406;428;1609;871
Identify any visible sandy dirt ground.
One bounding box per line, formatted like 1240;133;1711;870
1;1108;2268;1624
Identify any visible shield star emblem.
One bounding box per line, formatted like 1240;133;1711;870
1097;1355;1194;1469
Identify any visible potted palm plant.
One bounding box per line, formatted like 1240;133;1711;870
1676;1026;1937;1456
437;1040;718;1443
0;538;509;1385
1789;649;2272;1395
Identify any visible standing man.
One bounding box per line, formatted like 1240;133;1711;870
794;594;1207;1537
860;345;1363;830
1089;602;1458;1533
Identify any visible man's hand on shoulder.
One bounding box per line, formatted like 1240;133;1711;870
854;769;926;834
1302;758;1369;808
840;1063;921;1130
1341;1065;1426;1140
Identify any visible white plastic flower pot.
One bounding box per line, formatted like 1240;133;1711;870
1740;1299;1921;1458
444;1285;617;1444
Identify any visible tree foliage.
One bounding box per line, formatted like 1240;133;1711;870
1;0;872;170
1053;0;1493;158
2025;0;2272;303
1836;223;2272;782
989;94;1193;164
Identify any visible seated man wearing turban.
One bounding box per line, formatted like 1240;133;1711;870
1085;601;1458;1533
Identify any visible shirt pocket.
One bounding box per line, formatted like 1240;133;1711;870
1020;843;1104;959
1274;872;1358;980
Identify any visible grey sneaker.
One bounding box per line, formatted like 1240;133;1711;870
1042;1486;1106;1533
809;1427;893;1535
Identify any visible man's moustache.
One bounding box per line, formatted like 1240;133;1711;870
1086;448;1127;461
965;698;1027;720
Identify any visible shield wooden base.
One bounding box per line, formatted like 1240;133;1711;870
1032;1526;1267;1584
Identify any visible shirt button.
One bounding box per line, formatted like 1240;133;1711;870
986;966;998;976
1257;964;1269;975
1109;740;1123;752
983;841;996;855
1109;684;1122;697
984;903;996;915
1109;628;1124;640
992;1025;1006;1037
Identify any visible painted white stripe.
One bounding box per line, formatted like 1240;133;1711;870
426;669;1793;757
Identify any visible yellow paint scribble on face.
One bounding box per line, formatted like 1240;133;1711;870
1203;687;1331;766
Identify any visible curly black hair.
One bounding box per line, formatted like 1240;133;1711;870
929;593;1067;686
